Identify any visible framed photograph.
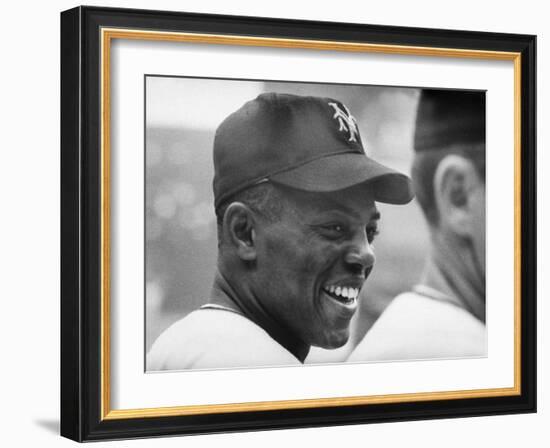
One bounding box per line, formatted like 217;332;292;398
60;6;536;442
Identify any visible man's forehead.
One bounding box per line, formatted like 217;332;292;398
321;199;380;222
285;187;379;221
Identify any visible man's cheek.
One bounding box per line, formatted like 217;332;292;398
264;231;310;264
303;245;340;273
263;229;296;254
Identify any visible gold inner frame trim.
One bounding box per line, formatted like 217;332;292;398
100;27;522;421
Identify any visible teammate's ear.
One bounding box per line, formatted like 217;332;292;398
433;154;481;238
223;202;257;261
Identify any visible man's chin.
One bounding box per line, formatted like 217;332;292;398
315;331;350;350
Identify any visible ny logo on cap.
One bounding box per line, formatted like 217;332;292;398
328;102;359;143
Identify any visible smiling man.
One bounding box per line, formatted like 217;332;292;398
147;93;414;370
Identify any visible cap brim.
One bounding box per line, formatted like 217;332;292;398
269;152;414;205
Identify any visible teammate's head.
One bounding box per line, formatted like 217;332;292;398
412;89;486;275
213;93;413;349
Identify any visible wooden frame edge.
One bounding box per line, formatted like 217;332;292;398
99;27;524;421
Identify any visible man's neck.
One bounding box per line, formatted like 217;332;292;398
208;270;310;363
419;233;485;323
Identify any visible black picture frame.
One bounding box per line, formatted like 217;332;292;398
61;5;536;442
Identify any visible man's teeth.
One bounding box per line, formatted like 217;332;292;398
325;285;359;301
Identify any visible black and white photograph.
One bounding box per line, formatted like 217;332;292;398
144;77;487;372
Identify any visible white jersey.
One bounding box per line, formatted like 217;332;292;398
147;307;300;371
347;289;486;363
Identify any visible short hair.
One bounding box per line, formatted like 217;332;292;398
215;182;285;244
411;144;485;225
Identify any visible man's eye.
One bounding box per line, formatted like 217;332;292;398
366;226;379;243
318;223;346;237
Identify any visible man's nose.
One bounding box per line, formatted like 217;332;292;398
344;231;375;275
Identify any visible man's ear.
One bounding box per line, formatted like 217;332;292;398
433;154;482;238
222;202;257;261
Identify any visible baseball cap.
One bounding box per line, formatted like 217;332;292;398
213;92;414;208
414;89;486;152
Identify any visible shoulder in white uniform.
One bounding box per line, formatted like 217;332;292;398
347;291;487;363
147;309;299;371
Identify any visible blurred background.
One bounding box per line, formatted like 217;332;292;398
145;76;430;362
